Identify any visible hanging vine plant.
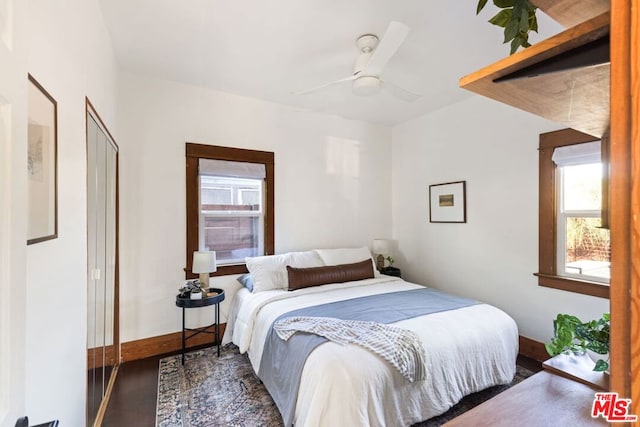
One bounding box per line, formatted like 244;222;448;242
477;0;539;54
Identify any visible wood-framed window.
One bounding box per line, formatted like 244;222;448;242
536;128;610;299
185;143;274;277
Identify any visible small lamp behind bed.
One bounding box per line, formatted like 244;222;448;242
372;239;391;271
192;251;217;290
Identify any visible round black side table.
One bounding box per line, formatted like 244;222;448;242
175;288;225;365
380;266;402;278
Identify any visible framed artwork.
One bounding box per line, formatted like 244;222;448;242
27;74;58;244
429;181;466;223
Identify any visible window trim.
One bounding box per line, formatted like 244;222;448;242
536;128;609;299
185;143;274;277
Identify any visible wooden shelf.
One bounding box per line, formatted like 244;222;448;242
543;353;609;391
534;0;609;28
444;371;607;426
459;12;610;138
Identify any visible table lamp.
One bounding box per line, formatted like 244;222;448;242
192;251;217;290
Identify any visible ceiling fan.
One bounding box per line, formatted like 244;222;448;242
294;21;421;102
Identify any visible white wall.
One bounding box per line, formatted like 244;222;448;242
117;72;392;343
13;0;118;426
0;0;28;425
391;96;609;344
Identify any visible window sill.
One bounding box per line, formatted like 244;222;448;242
185;264;249;279
535;273;609;299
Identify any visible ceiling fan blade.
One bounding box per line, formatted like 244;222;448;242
292;74;358;95
361;21;409;76
382;80;421;102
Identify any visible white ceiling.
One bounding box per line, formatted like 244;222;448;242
99;0;563;126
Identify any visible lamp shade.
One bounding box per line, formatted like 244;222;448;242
192;251;217;274
372;239;391;255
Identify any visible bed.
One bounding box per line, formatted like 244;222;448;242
222;247;518;427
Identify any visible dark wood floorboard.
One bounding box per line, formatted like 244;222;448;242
516;354;544;373
102;352;542;426
102;355;162;427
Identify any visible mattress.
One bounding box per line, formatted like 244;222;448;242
222;276;518;426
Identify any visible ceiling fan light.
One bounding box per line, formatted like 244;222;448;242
353;76;381;96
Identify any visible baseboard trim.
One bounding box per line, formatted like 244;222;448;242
519;335;550;362
123;328;546;363
121;323;227;362
88;344;117;369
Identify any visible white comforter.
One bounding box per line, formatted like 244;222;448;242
222;276;518;427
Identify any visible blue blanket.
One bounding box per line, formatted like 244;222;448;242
258;287;479;426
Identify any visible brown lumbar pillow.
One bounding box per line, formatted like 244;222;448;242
286;259;375;291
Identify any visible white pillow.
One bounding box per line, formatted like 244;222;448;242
246;250;324;292
314;246;380;277
245;254;289;293
288;250;325;269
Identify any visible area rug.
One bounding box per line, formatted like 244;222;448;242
156;344;533;427
156;344;280;427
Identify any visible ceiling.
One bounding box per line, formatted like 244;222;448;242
99;0;563;126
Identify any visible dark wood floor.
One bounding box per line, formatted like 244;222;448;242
102;353;165;427
102;350;542;426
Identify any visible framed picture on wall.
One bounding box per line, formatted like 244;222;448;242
429;181;466;223
27;74;58;244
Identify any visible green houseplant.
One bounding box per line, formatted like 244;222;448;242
477;0;539;54
545;313;610;372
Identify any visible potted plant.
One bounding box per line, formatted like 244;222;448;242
476;0;539;54
380;256;401;277
545;313;610;372
178;279;204;299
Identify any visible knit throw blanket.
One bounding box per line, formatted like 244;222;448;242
273;316;426;382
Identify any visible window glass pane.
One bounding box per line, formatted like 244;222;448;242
239;188;260;205
563;217;610;280
202;215;261;263
201;186;232;205
562;163;602;211
199;164;264;265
